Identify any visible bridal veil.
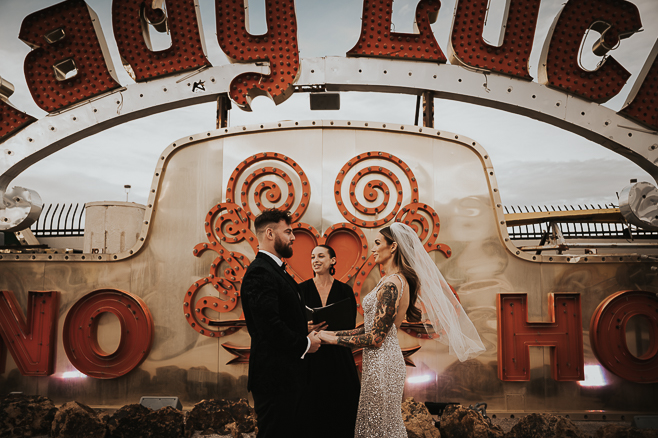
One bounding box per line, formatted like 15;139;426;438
391;222;486;362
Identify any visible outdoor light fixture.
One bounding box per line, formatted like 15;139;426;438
124;184;131;202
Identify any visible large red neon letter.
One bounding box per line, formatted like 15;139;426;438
449;0;540;79
497;293;584;381
0;291;59;376
590;290;658;383
348;0;446;62
112;0;211;82
19;0;121;113
216;0;300;111
538;0;642;103
620;45;658;131
0;76;36;143
63;289;153;379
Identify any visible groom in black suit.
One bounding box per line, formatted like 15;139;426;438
241;209;321;438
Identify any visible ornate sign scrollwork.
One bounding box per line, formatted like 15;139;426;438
185;150;453;352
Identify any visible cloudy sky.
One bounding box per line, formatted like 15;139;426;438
1;0;658;210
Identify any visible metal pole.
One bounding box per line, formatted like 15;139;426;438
217;93;231;129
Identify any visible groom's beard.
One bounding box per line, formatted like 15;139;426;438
274;235;293;258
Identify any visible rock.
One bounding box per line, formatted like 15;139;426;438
439;404;504;438
0;393;57;437
596;424;658;438
185;399;256;438
107;404;183;438
51;401;106;438
401;397;441;438
506;413;588;438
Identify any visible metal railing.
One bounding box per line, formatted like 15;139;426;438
27;203;658;241
504;204;658;240
31;203;85;237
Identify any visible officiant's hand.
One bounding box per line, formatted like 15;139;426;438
318;330;338;345
308;321;328;333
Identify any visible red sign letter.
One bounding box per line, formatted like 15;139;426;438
0;291;59;376
216;0;300;111
0;77;36;143
449;0;540;79
590;290;658;383
538;0;642;103
19;0;121;113
348;0;446;62
63;289;153;379
497;293;584;381
620;44;658;131
112;0;211;81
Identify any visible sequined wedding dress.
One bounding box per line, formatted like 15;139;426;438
354;274;407;438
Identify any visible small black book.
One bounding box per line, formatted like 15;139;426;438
305;298;354;331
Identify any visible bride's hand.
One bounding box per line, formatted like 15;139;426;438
318;330;338;345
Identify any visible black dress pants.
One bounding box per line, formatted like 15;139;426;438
252;388;303;438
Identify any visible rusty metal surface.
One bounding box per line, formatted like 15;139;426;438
112;0;211;82
449;0;540;79
537;0;643;103
215;0;300;111
0;291;59;376
18;0;122;112
0;124;656;412
347;0;446;62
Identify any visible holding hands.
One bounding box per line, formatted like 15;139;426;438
307;330;322;353
318;330;338;345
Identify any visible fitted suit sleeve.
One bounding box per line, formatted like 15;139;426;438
242;265;308;357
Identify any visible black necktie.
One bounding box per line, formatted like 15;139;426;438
281;262;288;273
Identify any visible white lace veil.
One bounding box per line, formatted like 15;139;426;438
390;222;485;362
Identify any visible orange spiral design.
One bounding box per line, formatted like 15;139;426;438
334;151;419;228
184;203;257;338
226;152;310;221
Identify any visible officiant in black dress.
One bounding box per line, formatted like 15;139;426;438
299;245;360;438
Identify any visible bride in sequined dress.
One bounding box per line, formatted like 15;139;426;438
319;223;485;438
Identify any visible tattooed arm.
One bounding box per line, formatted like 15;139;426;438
320;281;399;349
334;326;365;336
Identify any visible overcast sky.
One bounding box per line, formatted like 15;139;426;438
1;0;658;211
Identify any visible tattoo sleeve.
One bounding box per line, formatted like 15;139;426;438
335;326;365;336
336;282;399;348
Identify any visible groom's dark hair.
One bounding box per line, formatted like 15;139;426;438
254;209;292;235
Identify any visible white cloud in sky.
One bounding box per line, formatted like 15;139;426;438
2;0;658;209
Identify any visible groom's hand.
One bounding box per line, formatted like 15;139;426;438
307;331;321;353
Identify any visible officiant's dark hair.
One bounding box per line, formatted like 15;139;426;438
254;209;292;235
313;245;336;276
379;226;421;322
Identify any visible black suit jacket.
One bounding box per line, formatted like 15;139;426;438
241;252;309;394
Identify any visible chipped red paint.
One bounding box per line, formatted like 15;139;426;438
590;290;658;383
497;293;584;381
112;0;211;81
62;289;153;379
19;0;121;113
0;102;36;143
450;0;540;79
216;0;300;110
539;0;642;103
621;55;658;131
348;0;446;62
0;291;59;376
